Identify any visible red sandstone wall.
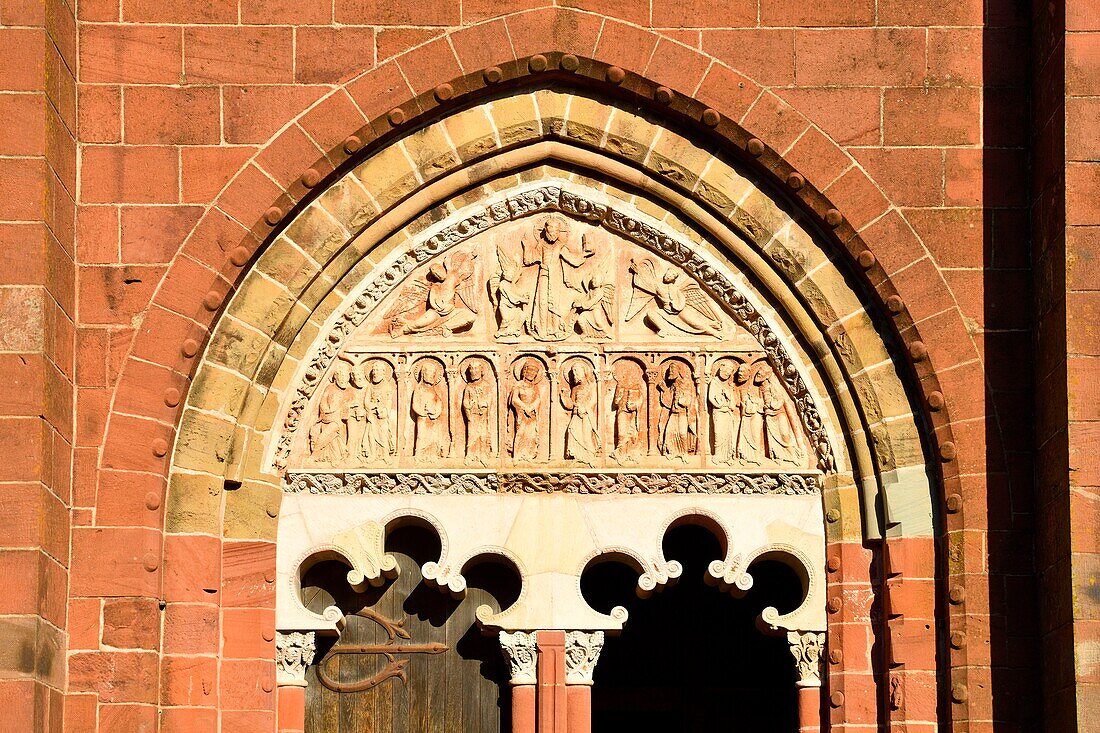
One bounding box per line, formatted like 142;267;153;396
0;0;76;728
0;0;1072;729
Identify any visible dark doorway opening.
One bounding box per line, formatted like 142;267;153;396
582;524;803;733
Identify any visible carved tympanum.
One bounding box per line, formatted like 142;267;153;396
279;187;828;474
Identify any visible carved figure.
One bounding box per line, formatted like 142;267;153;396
560;363;600;463
490;239;531;341
657;362;698;460
521;217;594;341
708;361;740;466
344;358;367;461
627;258;723;338
610;368;644;463
411;361;448;459
309;359;352;463
461;361;494;463
763;374;804;466
386;253;478;338
736;366;765;465
360;361;396;462
567;238;614;339
508;359;544;462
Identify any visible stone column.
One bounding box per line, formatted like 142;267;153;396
499;631;538;733
276;631;316;733
787;631;825;733
564;631;605;733
537;630;569;733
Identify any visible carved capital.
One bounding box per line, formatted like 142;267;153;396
787;630;825;688
564;630;604;685
276;631;317;686
499;631;538;685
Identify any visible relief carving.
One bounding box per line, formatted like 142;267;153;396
276;631;316;684
564;631;604;685
499;631;538;685
275;185;835;474
560;360;600;464
787;631;825;687
508;358;546;463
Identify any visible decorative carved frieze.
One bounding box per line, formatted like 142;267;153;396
499;631;538;685
564;631;605;685
276;631;316;685
284;471;821;495
787;630;825;687
272;185;835;474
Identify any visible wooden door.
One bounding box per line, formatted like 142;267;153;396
301;528;514;732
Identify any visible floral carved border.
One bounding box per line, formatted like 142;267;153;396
273;185;835;473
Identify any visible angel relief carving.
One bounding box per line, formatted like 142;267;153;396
627;258;724;338
385;253;478;338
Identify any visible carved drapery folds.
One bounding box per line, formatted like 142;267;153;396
787;631;825;688
564;631;605;685
276;631;317;685
271;185;834;475
499;631;539;685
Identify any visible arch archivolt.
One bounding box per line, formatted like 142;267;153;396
165;84;936;655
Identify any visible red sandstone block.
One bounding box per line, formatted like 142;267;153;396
81;146;178;204
241;0;331;23
884;87;981;146
69;650;159;703
0;93;45;157
463;0;540;22
99;703;157;732
878;0;983;26
222;540;276;608
163;603;219;655
652;0;754;27
702;29;794;87
335;0;457;24
70;526;160;597
760;0;873;26
81;25;182;84
161;655;218;706
905;207;982;269
101;412;173;473
890;257;954;325
277;685;305;732
0;158;46;221
1069;357;1100;423
163;534;221;603
1068;291;1100;357
0;550;40;616
120;205;202;264
256;124;325;190
693;64;761;129
68;597;101;650
0;224;47;285
102;597;160;650
0;353;45;418
795;28;926;87
785;127;851;189
76;205;119;265
222;607;276;660
124;87;220;146
181;208;249;271
160;707;217;733
1068;162;1100;226
299;90;367;160
397;36;461;96
224;710;276;732
217;164;285;228
157;256;229;320
741;92;810;154
65;692;98;731
0;29;45;91
854;148;943;208
505;7;601;59
128;305;207;374
77;264;165;325
184;27;293;85
642;38;710;95
0;481;67;562
345;62;414;123
295;27;376;85
123;0;234;23
114;359;188;426
222;85;328;145
182;146;257;205
1068;98;1100;162
823;167;890;232
219;659;275;711
1;0;46;24
450;20;515;73
97;470;165;529
376;27;442;63
1067;32;1100;96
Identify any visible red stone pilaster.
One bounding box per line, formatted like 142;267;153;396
537;631;568;733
